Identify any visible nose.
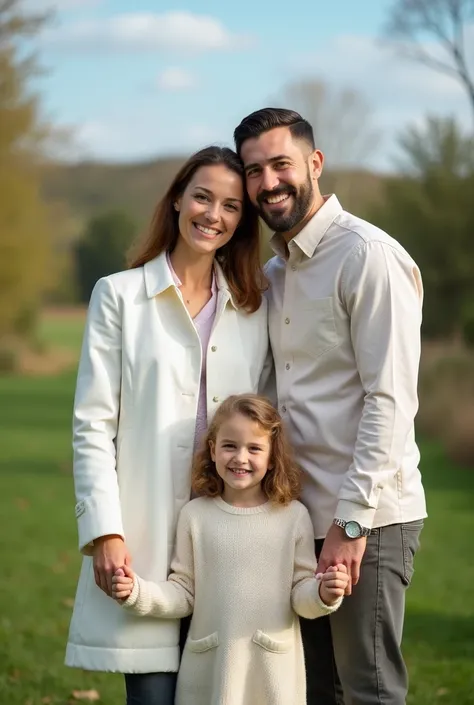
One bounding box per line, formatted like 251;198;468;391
205;202;220;223
260;167;279;193
234;447;249;465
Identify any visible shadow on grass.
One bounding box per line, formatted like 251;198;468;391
418;440;474;496
0;458;71;477
0;374;75;432
404;609;474;660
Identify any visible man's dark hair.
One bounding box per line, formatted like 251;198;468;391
234;107;315;155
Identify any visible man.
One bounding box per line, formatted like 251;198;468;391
234;108;427;705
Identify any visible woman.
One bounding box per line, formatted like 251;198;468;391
65;146;270;705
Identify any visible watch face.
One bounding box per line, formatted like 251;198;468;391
345;521;361;539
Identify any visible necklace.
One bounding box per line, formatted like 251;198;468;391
181;283;212;306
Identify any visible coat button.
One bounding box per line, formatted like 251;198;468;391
285;363;290;370
285;317;290;324
211;346;217;352
213;396;219;403
281;405;287;413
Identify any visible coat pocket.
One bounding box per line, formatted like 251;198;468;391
252;629;293;654
186;632;219;653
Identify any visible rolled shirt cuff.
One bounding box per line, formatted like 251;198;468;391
334;499;376;530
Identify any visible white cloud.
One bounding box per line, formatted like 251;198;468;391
42;11;255;53
57;116;228;163
157;67;197;91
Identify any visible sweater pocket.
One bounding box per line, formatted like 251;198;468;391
252;629;293;654
186;631;219;653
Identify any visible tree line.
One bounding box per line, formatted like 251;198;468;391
1;0;474;360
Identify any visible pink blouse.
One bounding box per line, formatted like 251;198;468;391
166;254;218;451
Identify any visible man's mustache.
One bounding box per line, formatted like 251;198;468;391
257;185;295;206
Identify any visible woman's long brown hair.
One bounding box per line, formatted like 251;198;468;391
128;146;264;313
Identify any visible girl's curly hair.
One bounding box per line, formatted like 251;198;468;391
192;394;301;505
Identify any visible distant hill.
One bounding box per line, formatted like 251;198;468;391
40;156;388;240
41;157;186;234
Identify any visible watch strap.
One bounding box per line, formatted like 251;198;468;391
333;518;371;537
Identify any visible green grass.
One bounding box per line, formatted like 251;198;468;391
38;310;86;354
0;315;473;703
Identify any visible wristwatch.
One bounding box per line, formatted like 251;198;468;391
333;518;371;538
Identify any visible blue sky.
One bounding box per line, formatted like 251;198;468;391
34;0;472;170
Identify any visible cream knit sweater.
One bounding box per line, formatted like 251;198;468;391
122;496;342;705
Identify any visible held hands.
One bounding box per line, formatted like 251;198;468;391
317;564;350;606
92;535;131;597
112;564;135;601
317;523;367;596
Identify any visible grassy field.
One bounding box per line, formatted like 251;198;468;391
0;312;473;704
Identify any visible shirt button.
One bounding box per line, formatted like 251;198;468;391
211;346;217;352
285;363;290;370
213;396;219;403
291;265;296;271
281;405;287;413
285;317;290;324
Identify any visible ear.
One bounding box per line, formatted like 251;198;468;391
309;149;324;181
209;440;216;462
173;198;181;212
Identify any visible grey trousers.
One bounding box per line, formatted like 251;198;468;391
301;520;423;705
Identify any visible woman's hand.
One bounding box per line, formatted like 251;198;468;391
317;564;349;606
112;565;135;601
92;535;131;597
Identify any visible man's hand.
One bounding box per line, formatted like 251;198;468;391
92;535;131;597
317;523;367;595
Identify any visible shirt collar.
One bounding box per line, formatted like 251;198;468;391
166;251;217;298
144;251;236;308
270;194;343;260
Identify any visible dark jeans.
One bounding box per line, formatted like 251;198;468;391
124;615;191;705
301;520;423;705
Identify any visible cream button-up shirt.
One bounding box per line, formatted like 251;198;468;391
265;195;427;538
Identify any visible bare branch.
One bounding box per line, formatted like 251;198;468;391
398;43;461;77
275;78;380;167
384;0;474;118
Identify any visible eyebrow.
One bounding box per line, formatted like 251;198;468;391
193;186;242;203
244;154;292;173
220;438;265;447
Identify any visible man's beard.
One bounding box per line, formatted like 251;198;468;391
256;169;313;232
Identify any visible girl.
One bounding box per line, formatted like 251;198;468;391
112;394;349;705
65;147;271;705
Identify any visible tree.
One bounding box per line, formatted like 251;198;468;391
277;78;380;167
75;211;137;303
372;116;474;339
384;0;474;119
0;0;54;347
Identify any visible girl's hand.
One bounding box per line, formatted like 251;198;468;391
317;564;349;606
112;565;135;601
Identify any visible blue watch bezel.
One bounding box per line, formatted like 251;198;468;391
344;520;363;538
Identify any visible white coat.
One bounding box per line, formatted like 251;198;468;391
65;252;269;673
